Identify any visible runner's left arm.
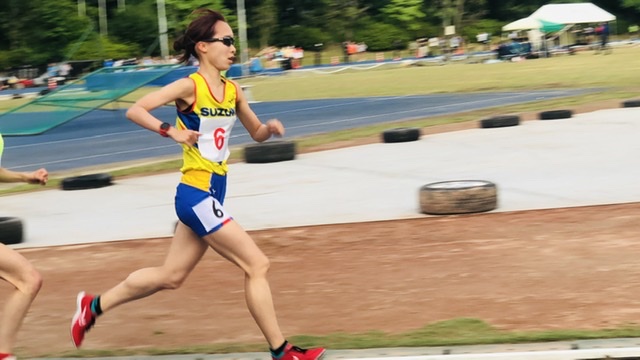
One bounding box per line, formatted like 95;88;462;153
234;80;284;142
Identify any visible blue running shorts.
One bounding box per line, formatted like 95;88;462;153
175;172;233;237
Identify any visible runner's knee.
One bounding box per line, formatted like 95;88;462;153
246;255;270;278
162;270;190;290
20;266;43;298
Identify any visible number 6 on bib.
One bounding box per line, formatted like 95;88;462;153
192;196;232;232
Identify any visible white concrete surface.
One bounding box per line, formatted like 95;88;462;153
2;107;639;249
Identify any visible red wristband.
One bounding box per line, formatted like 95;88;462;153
159;122;171;137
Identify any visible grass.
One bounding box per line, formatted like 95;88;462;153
32;318;640;358
6;45;640;357
240;45;640;100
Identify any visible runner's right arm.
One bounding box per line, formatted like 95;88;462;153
0;167;48;185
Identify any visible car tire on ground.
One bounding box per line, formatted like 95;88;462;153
479;115;520;128
244;140;296;163
622;99;640;108
419;180;497;215
538;109;573;120
382;127;421;143
61;173;113;191
0;217;23;245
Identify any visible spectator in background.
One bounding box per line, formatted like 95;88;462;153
347;42;357;62
59;63;72;80
291;47;304;68
595;22;610;53
600;22;610;49
342;41;350;63
46;63;59;78
392;39;403;60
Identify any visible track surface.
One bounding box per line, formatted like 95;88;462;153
1;89;592;172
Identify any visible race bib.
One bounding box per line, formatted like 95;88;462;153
192;195;232;233
197;117;236;162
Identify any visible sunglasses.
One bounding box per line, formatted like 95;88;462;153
202;36;235;47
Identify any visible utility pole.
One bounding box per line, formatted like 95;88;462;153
237;0;249;76
98;0;107;36
78;0;86;17
157;0;169;60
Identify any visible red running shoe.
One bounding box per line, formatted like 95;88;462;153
70;291;96;348
276;343;326;360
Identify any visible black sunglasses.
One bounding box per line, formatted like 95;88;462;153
202;36;235;47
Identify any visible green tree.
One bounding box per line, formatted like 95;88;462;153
354;21;409;51
0;0;90;68
324;0;370;41
276;26;329;49
623;0;640;11
252;0;278;48
382;0;426;33
70;34;140;61
165;0;241;52
109;0;159;56
165;0;231;33
430;0;486;37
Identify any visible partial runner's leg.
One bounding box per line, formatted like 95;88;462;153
100;222;208;310
71;222;208;347
203;220;284;349
0;244;43;354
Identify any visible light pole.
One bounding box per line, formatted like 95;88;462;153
78;0;86;17
237;0;249;76
98;0;107;36
157;0;169;60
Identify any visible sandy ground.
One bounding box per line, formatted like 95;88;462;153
4;202;640;358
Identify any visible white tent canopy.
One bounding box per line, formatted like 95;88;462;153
530;2;616;24
502;17;542;31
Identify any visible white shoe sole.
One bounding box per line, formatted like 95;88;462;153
70;291;86;348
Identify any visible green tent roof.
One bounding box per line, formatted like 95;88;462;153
540;19;565;32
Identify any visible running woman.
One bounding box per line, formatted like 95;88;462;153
0;133;48;360
70;9;325;360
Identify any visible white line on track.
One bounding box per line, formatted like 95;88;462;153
256;95;413;116
3;129;149;150
282;93;544;131
341;346;640;360
9;144;177;169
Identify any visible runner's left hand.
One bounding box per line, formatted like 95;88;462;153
266;119;285;137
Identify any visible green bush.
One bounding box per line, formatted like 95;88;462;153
68;36;140;62
275;26;330;50
461;19;504;45
0;48;37;70
354;22;409;51
0;51;9;70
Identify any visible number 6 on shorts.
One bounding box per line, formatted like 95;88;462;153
192;196;232;233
